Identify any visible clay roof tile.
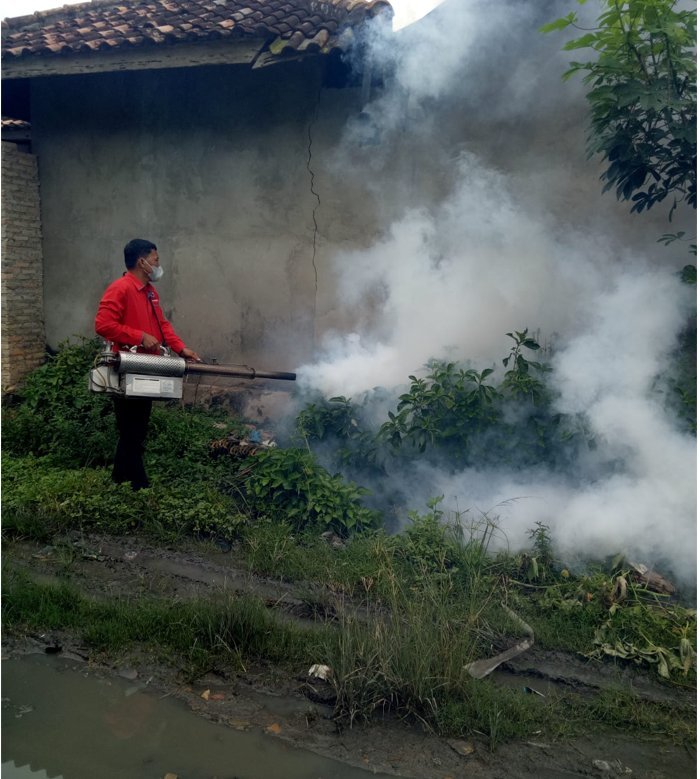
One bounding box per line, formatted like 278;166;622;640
285;29;305;49
1;0;393;62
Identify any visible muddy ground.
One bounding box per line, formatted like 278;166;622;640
2;532;697;779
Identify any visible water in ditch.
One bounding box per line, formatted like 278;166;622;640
2;652;394;779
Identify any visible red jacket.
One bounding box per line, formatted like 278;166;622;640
95;272;186;355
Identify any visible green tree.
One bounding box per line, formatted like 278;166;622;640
542;0;696;219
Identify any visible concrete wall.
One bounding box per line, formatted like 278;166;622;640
1;140;45;391
26;45;695;377
30;59;375;371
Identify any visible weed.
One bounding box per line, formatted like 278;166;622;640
501;329;550;403
1;572;328;672
512;566;697;684
1;456;243;542
2;337;116;467
237;447;380;537
294;393;385;474
326;521;499;729
242;519;297;576
514;521;557;583
487;704;502;752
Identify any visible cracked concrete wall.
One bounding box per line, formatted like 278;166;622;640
30;59;373;371
26;52;692;378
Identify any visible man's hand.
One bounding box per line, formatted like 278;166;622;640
141;332;160;350
180;347;202;362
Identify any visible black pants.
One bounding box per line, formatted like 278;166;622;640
112;396;153;490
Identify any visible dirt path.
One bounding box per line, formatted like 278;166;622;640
2;533;696;779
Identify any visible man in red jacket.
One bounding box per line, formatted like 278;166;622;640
95;238;201;490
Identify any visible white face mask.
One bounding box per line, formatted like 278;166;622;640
143;260;164;282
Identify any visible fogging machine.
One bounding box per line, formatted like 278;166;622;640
89;345;296;399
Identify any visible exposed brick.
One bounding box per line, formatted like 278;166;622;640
1;141;46;392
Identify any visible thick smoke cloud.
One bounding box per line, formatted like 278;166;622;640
296;0;696;582
298;153;616;396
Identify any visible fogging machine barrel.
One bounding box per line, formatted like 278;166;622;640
185;362;296;382
89;349;296;399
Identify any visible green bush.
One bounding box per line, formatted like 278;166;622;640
1;456;243;541
295;394;382;472
1;457;136;537
0;340;384;545
296;331;593;477
238;447;380;537
379;331;589;471
2;337;116;467
141;483;245;539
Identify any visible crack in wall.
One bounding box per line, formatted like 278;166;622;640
306;83;322;348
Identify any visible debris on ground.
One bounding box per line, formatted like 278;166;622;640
320;530;346;549
628;562;676;596
446;739;475;757
465;605;534;679
592;758;633;774
611;575;627;603
209;426;277;459
301;664;336;705
308;664;333;681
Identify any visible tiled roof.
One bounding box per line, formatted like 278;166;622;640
2;0;392;60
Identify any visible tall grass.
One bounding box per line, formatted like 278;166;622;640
326;514;501;728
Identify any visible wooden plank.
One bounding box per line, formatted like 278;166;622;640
1;39;267;80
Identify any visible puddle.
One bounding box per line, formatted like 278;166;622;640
2;653;394;779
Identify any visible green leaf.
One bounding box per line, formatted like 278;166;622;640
539;13;577;33
563;33;600;50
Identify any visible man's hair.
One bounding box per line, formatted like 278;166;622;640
124;239;157;268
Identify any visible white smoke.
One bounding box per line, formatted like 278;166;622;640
297;153;617;396
417;273;696;577
295;0;697;582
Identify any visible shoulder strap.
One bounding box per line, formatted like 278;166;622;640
147;290;168;347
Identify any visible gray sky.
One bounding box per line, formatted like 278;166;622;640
2;0;444;30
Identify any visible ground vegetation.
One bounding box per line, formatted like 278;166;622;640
1;338;696;775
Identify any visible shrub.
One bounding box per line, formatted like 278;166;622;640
146;404;241;480
1;456;243;541
238;448;380;537
295;393;385;476
296;331;593;477
2;337;116;467
378;334;587;471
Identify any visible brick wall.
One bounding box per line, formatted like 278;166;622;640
1;141;46;392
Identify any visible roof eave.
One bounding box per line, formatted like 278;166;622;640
1;36;272;79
